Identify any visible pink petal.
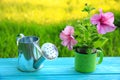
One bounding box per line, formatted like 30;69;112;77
67;37;77;50
61;36;77;50
90;14;101;25
71;39;77;46
63;26;74;35
60;32;68;40
61;40;68;46
67;41;73;50
104;24;116;32
97;23;106;34
104;12;114;23
97;23;116;34
97;23;105;34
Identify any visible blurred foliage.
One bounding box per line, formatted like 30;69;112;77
0;19;120;58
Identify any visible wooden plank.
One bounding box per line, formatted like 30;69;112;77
0;57;120;80
0;64;120;75
1;75;120;80
0;57;120;65
0;57;120;73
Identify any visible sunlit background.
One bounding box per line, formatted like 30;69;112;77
0;0;120;57
1;0;120;24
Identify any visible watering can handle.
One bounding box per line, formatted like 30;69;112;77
17;33;25;46
33;42;43;55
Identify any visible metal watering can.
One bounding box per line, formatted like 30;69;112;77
17;34;58;71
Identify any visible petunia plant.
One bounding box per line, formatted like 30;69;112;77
60;4;116;54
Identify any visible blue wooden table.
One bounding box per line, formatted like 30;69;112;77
0;57;120;80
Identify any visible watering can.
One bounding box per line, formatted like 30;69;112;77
17;34;58;71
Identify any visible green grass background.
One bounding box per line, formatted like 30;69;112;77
0;0;120;57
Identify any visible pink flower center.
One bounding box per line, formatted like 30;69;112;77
99;16;107;25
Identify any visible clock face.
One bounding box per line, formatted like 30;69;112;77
41;43;58;60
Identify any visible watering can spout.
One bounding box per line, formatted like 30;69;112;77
33;43;59;69
33;56;45;69
32;42;45;69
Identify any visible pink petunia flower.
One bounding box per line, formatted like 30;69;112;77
60;26;77;50
90;9;116;34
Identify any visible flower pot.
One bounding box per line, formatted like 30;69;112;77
75;50;103;73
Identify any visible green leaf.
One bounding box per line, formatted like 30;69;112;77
93;37;108;48
82;4;95;14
